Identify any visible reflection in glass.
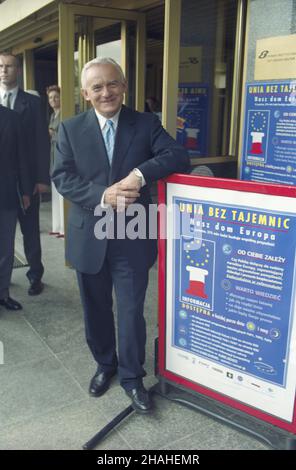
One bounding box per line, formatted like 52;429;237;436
177;0;238;158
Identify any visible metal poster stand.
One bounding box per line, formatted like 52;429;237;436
83;174;296;450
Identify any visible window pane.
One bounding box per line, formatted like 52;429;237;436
177;0;238;158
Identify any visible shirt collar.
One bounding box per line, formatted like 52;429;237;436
0;85;18;101
94;108;121;131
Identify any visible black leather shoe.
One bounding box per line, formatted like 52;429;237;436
89;369;116;397
28;280;44;296
126;386;152;414
0;297;22;310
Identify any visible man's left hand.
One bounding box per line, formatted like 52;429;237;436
119;171;142;193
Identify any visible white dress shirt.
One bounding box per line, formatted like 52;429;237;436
0;86;19;109
95;108;120;135
95;108;145;207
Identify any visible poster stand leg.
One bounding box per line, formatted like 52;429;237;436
82;385;159;450
82;404;135;450
154;377;296;450
82;376;296;450
82;335;296;450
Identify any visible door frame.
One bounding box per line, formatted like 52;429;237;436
58;3;146;121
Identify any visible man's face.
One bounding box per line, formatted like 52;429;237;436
0;55;18;89
81;63;126;118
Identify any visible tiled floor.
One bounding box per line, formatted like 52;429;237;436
0;201;270;450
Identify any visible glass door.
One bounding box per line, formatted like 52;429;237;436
74;15;138;114
58;3;145;122
176;0;239;160
57;3;145;252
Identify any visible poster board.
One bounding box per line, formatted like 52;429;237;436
240;81;296;184
176;83;209;157
158;174;296;433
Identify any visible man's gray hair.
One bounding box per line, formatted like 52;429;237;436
81;57;125;88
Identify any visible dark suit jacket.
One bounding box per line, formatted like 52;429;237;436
0;105;31;209
52;105;190;273
14;89;50;192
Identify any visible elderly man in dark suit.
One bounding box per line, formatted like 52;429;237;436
0;105;31;310
52;57;190;413
0;52;50;296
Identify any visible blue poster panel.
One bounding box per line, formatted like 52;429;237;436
240;81;296;185
176;83;209;157
173;198;295;387
165;183;296;421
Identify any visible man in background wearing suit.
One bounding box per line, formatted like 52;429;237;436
0;105;31;310
52;58;190;413
0;52;50;296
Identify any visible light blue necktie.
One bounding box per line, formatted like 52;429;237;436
103;119;115;164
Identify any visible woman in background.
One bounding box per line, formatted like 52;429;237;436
47;85;64;238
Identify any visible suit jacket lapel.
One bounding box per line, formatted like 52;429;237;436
110;105;136;183
82;108;110;174
14;89;29;114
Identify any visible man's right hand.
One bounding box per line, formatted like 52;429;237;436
104;182;140;211
22;195;30;210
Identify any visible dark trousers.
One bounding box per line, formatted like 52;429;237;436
0;208;17;299
18;193;44;282
77;239;149;391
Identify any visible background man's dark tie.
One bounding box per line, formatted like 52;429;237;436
4;92;12;109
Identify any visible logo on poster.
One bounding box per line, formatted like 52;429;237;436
258;50;269;59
